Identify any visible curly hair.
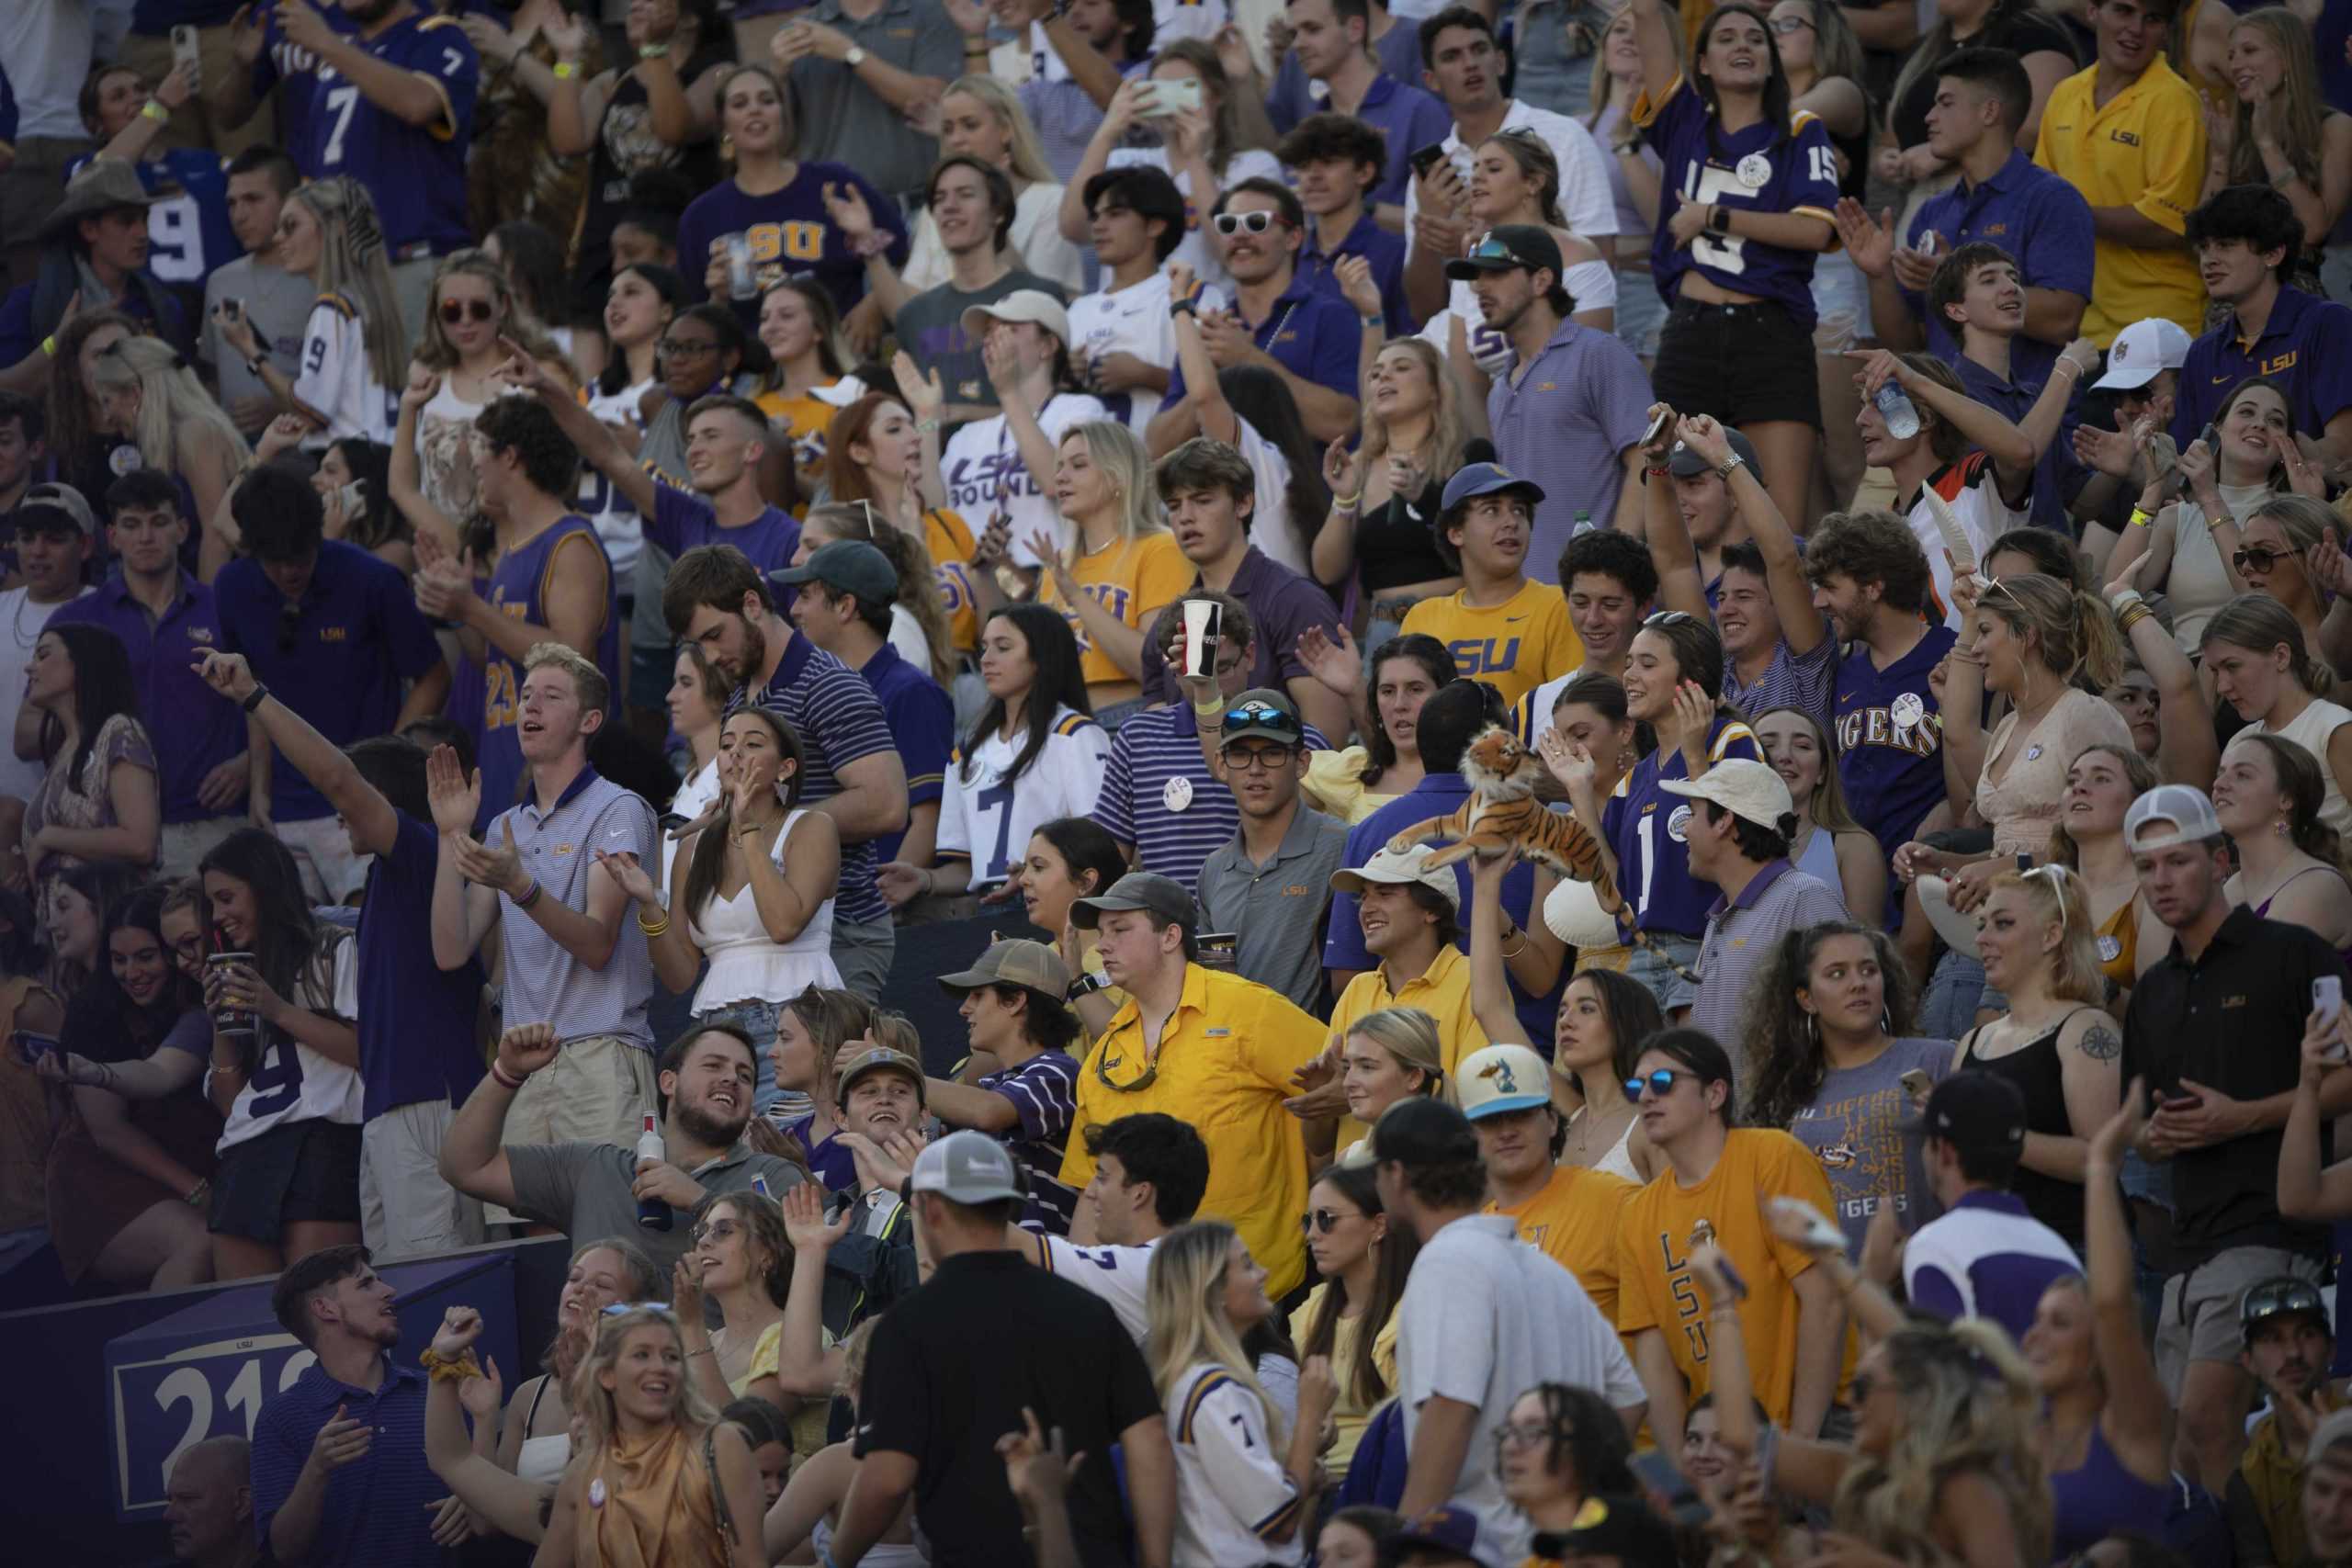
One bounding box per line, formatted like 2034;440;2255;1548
1518;1382;1639;1500
1832;1318;2052;1564
1740;923;1917;1131
689;1188;794;1307
1804;508;1932;615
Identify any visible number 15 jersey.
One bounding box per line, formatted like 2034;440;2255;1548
938;708;1109;891
1632;75;1841;329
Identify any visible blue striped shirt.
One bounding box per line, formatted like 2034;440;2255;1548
979;1049;1081;1235
739;631;902;925
251;1360;441;1568
1092;705;1329;893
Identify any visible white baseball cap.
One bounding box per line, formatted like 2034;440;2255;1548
1659;758;1794;831
2092;318;2191;390
2122;783;2222;852
1330;843;1461;913
960;288;1071;348
1457;1043;1554;1121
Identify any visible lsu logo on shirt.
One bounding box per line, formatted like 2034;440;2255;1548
935;560;976;619
944;448;1038;513
1447;636;1522;676
1057;581;1136;654
741;220;830;267
1652;1228;1713;1364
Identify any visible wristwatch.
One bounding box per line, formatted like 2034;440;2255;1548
1705;204;1731;237
1713;453;1744;480
844;44;868;67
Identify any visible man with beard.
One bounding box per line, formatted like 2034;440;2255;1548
427;645;659;1152
439;1021;805;1276
2121;784;2350;1489
1634;413;1834;728
1804;512;1952;871
662;545;909;998
1447;227;1649;574
162;1437;261;1568
250;1246;458;1567
221;0;480;339
2229;1278;2346;1568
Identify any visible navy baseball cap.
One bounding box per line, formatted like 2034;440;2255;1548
1440;461;1545;512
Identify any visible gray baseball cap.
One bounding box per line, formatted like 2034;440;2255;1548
1072;871;1198;931
773;539;899;605
910;1130;1026;1204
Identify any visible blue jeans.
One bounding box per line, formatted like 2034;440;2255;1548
697;997;810;1121
1626;931;1703;1015
1920;950;1989;1040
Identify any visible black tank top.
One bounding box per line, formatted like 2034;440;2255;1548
569;48;728;313
1964;1006;2094;1247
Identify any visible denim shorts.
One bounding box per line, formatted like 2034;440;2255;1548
1612;266;1668;361
1625;931;1703;1015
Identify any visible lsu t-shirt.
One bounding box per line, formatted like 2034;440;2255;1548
1614;1126;1853;1425
1040;532;1194;689
1487;1161;1637;1325
940;392;1109;568
1399;579;1584;709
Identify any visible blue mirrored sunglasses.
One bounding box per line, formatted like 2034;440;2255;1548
1624;1068;1694;1100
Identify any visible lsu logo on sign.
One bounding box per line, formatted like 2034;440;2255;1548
1446;637;1521;674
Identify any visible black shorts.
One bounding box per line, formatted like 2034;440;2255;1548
1652;297;1825;432
209;1119;363;1244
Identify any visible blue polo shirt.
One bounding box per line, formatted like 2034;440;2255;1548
251;1359;441;1568
854;640;955;867
216;541;445;823
356;811;487;1118
1954;355;2086;532
1295;211;1416;335
2170;285;2352;446
46;573;243;826
1162;275;1362;408
1322;772;1562;1044
1904;150;2095;385
1346;74;1456;209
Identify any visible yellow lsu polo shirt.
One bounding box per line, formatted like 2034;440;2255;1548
1328;943;1489;1150
1400;579;1584;709
1061;964;1327;1296
2033;58;2209;344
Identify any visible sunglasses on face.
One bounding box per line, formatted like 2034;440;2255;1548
1213;210;1280;236
1625;1067;1698;1100
690;1218;740;1247
439;299;496;325
2233;547;2289;572
1300;1208;1350;1235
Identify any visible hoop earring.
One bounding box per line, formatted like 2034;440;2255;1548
1805;1011;1818;1048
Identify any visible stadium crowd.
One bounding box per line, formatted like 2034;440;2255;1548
9;0;2352;1562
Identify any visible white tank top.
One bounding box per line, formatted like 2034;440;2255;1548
685;808;841;1011
514;1374;571;1484
2255;696;2352;836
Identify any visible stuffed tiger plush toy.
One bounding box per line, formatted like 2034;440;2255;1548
1385;725;1699;980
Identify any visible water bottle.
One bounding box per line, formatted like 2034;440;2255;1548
634;1114;672;1231
1872;380;1921;441
1572;507;1595;538
724;233;757;301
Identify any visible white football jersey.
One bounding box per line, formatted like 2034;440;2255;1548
1166;1362;1304;1568
939;707;1112;889
215;931;363;1149
1068;273;1227;441
292;294;396;449
1039;1234;1159;1344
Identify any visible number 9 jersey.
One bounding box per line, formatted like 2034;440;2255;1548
254;6;479;257
1632;75;1841;330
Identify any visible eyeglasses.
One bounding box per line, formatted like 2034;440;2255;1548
1625;1067;1696;1100
1226;744;1297;773
1300;1208;1351;1235
1213;209;1281;235
2233;547;2288;572
660;337;720;358
439;298;496;325
689;1218;739;1247
1769;15;1815;31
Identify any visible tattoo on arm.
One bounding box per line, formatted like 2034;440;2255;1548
2076;1022;2122;1062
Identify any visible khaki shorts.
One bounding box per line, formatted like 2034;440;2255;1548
491;1034;656;1226
360;1100;483;1261
2154;1245;2324;1393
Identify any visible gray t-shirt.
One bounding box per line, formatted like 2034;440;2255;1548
203;254;311;412
504;1139;808;1275
895;269;1068;413
1790;1036;1954;1258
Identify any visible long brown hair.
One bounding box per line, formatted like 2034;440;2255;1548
680;706;806;921
1293;1163;1419;1409
2224;8;2329;191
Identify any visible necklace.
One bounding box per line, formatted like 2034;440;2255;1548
1565;1100;1633;1158
12;590;48;647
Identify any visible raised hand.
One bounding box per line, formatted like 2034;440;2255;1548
1539;728;1596;795
891;350;944;423
593;848;660;907
782;1178;852;1253
997;1406;1087;1515
1333;253;1382;319
191;649;259;705
433;1304;485;1360
457;1355;503;1423
425;745;481;837
155;60;197;110
494;1021;561;1081
1831;197;1895;279
1294;623;1363;700
492;336;559;400
451;818;527;899
821;181;876;242
1674;412;1731;468
401;362;442;412
542;8;588;60
671;1254;707;1323
1322;433;1362;499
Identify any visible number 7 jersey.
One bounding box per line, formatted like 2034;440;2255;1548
1632;75;1841;329
937;707;1110;892
254;6;478;256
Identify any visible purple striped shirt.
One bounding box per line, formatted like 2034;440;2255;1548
978;1049;1081;1235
